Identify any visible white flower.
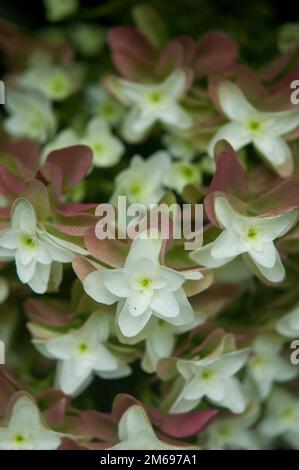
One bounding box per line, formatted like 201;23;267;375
109;405;196;450
276;304;299;338
259;388;299;449
4;88;56;143
19;63;82;101
245;335;297;399
171;349;248;414
190;196;298;283
203;408;261;450
142;316;205;373
33;313;131;396
0;199;87;294
84;238;199;338
111;70;192;142
208;81;299;176
86;86;124;125
163;161;201;193
111;151;170;207
44;0;79;22
162;133;198;161
82;118;124;168
0;396;62;450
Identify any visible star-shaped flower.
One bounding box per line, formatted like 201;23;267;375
0;396;62;450
0;199;87;293
84;238;200;338
33;313;131;395
171;349;248;414
110;70;192;142
259;388;299;449
246;335;297;399
190;196;298;283
110;151;170;207
208;81;299;176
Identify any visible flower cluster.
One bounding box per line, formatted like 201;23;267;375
0;1;299;450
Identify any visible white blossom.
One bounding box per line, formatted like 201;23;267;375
190;196;298;283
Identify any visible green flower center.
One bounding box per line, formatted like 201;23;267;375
246;227;258;240
248;119;262;133
92;141;105;155
139;277;153;289
51;77;68;95
281;406;295;423
129;183;143;196
148;91;163;104
200;368;215;381
180;164;195;180
218;425;232;438
20;234;37;249
78;342;89;354
13;433;26;444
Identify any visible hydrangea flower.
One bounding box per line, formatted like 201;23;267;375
276;304;299;337
0;396;62;450
202;408;261;450
86;86;124;126
191;196;298;283
33;313;131;395
109;405;196;450
82;118;124;168
162;133;198;161
259;388;299;449
0;199;87;293
19;62;82;101
142;316;205;373
164;161;201;194
208;81;299;176
171;349;248;414
110;151;170;207
109;70;192;142
83;238;200;337
4;88;56;143
245;335;297;399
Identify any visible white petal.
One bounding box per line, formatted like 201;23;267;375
46;334;75;360
248;242;278;268
211;229;246;258
249;250;285;283
151;291;179;318
208;122;251;156
190;239;235;268
161;70;187;99
12;199;36;233
160;103;192;130
219;378;247;413
128;291;151;316
83;270;119;305
124;238;159;270
213;350;249;377
117;301;152;337
103;270;131;297
214;196;239;229
55;359;92;395
263;110;299;136
15;253;36;283
253;135;292;167
257;210;298;239
118;405;155;442
218;81;258;123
